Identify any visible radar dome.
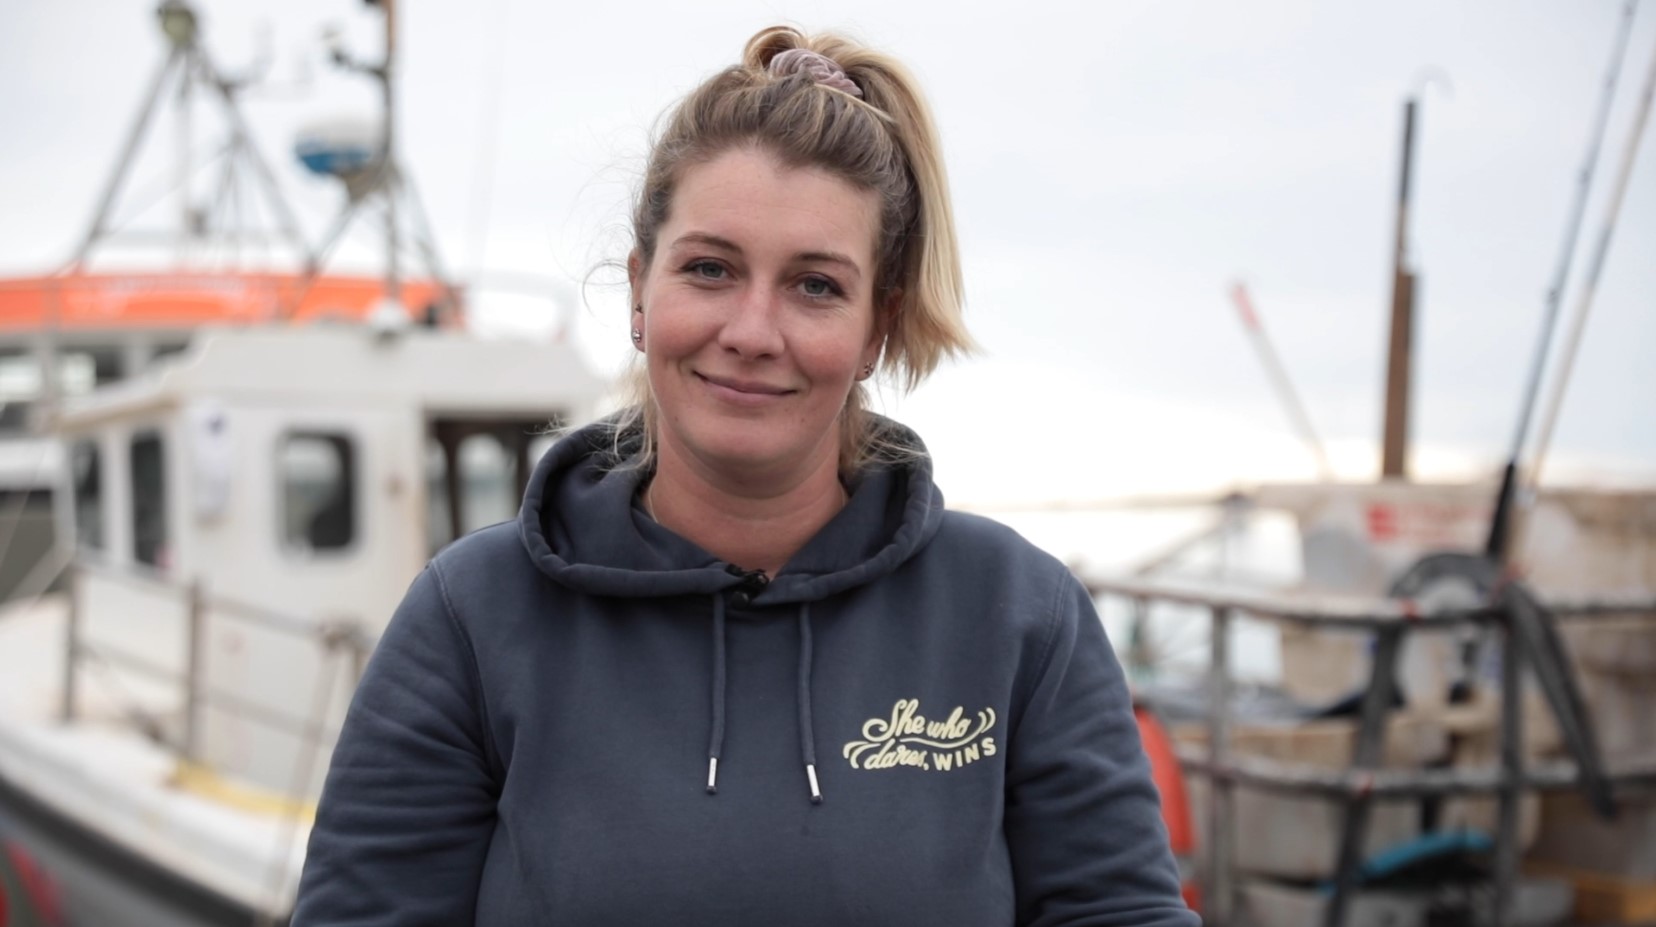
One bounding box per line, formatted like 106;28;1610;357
294;118;382;178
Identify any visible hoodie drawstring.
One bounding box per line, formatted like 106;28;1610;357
797;602;822;804
707;593;727;795
704;588;823;805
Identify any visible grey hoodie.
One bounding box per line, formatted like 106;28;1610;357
292;419;1198;926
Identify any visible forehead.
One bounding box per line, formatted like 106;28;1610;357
660;147;881;261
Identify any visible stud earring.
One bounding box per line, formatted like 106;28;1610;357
860;362;875;378
631;329;644;345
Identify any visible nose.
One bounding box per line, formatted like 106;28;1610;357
716;284;784;360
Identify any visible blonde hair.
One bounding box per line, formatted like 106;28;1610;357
616;25;975;472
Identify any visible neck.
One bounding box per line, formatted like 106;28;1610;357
647;447;847;577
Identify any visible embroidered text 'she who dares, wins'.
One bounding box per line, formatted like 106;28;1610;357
842;699;997;773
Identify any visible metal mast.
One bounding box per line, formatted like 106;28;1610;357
296;0;458;324
67;0;309;272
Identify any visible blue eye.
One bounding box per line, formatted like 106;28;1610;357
801;276;841;298
687;260;726;280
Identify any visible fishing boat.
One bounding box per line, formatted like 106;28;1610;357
0;3;608;923
0;322;604;926
0;0;463;606
1066;9;1656;922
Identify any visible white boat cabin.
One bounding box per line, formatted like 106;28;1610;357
50;323;606;798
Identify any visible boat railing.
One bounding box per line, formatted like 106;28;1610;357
1083;573;1656;927
58;551;371;782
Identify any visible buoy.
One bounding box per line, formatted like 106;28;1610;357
1135;703;1199;913
1;839;64;926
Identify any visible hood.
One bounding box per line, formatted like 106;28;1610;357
517;416;946;605
516;415;947;804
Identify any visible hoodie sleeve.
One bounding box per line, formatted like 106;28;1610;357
291;563;500;926
1005;571;1199;927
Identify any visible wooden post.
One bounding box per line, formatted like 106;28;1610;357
1381;98;1418;480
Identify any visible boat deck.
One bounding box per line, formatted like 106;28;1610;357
0;593;306;923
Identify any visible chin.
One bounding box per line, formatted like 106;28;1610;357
680;422;837;476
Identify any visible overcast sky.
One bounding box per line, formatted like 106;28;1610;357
2;0;1652;507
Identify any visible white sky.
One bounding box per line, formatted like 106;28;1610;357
2;0;1653;509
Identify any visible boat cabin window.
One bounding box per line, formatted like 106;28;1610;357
0;352;108;433
459;434;516;535
0;350;40;433
279;433;357;553
426;440;453;554
59;349;119;395
426;419;563;554
130;430;168;568
529;433;556;469
71;439;102;550
152;342;190;364
424;431;516;552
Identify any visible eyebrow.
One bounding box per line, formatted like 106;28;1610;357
671;232;864;277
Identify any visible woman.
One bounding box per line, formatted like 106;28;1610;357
294;26;1197;927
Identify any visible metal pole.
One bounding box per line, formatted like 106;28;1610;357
1230;283;1335;480
1491;0;1641;562
1503;581;1616;817
197;43;310;259
1205;605;1234;926
1126;595;1152;684
1528;25;1656;487
380;0;401;312
1493;615;1525;925
61;558;81;723
401;170;463;320
1503;0;1637;469
177;38;194;254
184;577;206;761
70;47;182;269
288;196;370;318
1326;627;1404;927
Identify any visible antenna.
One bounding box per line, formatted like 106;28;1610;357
66;0;309;273
288;0;460;326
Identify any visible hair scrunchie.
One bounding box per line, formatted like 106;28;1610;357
767;48;863;98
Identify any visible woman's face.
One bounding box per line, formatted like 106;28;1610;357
631;146;883;482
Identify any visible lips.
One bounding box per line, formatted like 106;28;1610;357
696;372;795;398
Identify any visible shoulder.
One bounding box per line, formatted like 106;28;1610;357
431;520;525;571
930;509;1071;585
914;510;1083;643
424;521;543;614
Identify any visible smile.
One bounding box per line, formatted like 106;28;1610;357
695;372;795;405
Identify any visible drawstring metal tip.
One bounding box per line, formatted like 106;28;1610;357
806;764;823;804
706;756;719;795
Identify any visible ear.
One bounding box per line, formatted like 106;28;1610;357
863;288;900;363
627;252;649;353
627;250;644;305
